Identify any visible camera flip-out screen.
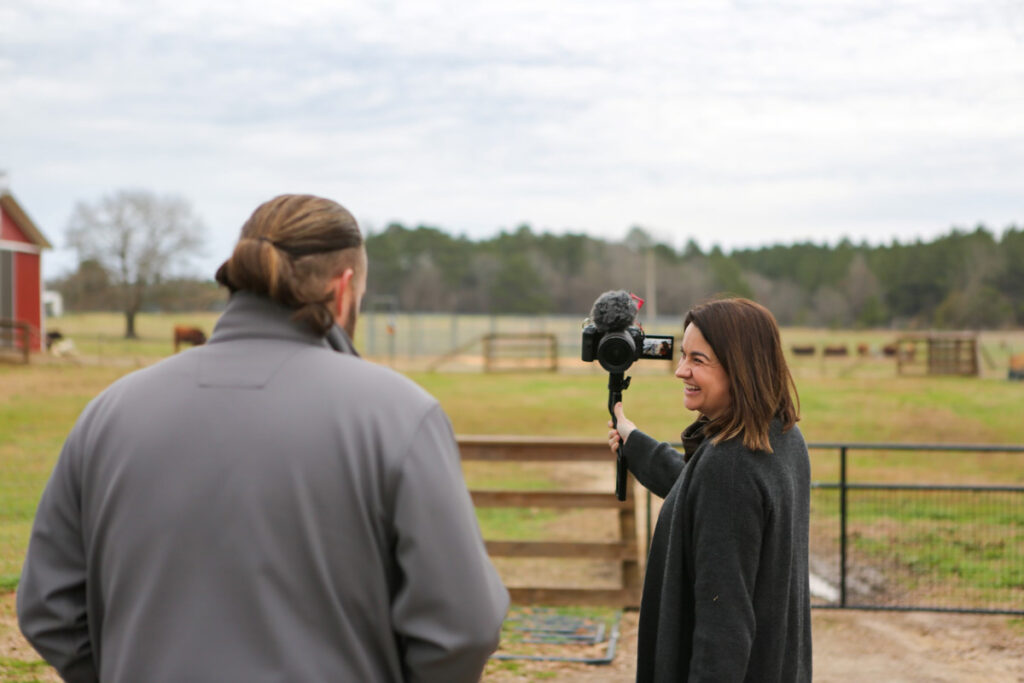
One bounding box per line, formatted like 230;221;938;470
640;334;675;360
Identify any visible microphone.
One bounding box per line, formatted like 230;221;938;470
589;290;638;333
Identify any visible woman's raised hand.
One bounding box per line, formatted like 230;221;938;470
607;402;636;454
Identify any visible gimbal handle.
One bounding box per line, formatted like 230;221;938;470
608;372;631;501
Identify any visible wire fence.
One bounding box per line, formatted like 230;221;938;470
359;311;1024;379
362;311;684;367
804;443;1021;614
646;443;1024;615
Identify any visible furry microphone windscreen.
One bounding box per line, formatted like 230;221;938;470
590;290;638;332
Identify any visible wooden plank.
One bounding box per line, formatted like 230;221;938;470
459;435;606;447
483;333;557;341
458;436;612;462
507;587;640;608
471;490;630;509
485;540;637;559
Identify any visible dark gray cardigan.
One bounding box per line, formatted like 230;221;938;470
622;419;812;682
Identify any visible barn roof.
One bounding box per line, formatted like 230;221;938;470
0;191;53;249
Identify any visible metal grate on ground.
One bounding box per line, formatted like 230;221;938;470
491;607;623;665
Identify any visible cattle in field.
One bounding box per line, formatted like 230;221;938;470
823;345;848;357
882;343;899;357
791;345;815;356
856;343;870;357
1009;353;1024;381
898;345;916;362
173;325;207;352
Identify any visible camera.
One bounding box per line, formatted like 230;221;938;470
581;323;675;373
581;289;675;501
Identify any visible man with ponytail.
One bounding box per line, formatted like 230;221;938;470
19;194;509;683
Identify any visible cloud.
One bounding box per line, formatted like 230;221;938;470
1;0;1022;278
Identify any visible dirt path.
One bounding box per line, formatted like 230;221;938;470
483;609;1024;682
4;592;1022;682
813;610;1023;683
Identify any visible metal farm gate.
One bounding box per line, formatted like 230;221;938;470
804;442;1024;615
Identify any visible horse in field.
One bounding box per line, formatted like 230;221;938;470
173;325;207;353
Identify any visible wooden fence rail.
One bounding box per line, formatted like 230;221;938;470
0;319;31;364
458;436;642;608
482;333;558;373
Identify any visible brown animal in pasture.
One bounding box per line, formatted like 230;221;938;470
856;343;869;357
1008;353;1024;380
173;325;207;353
882;342;916;362
823;345;848;357
791;345;815;356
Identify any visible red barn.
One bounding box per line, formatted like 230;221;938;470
0;190;52;352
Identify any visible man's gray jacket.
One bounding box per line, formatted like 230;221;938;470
17;292;509;683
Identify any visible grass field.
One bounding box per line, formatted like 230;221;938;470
40;310;1024;378
2;313;1022;678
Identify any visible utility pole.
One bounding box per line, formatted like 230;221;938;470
644;247;658;323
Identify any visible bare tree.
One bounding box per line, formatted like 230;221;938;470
400;255;447;311
747;272;806;326
841;253;883;325
66;190;205;338
812;286;853;328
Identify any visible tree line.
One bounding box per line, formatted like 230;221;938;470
363;222;1024;329
50;190;1023;332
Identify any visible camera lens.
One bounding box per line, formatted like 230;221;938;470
597;332;636;373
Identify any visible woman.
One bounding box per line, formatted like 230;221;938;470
609;298;811;682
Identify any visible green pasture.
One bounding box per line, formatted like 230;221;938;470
855;521;1022;598
47;310;1024;379
42;311;222;359
810;488;1023;607
3;317;1024;579
1;313;1023;679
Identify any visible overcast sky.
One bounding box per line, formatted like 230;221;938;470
3;0;1023;279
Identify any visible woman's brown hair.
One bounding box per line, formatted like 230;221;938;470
215;194;363;335
684;298;799;452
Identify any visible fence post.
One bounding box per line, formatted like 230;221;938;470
839;445;848;607
20;323;30;363
619;474;642;604
388;316;396;366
